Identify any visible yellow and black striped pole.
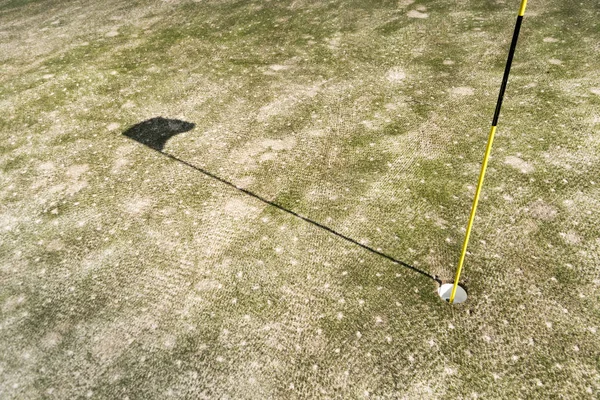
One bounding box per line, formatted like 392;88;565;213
449;0;528;304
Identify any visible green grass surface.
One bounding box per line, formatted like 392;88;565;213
1;0;599;398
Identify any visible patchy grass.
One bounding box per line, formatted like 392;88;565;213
1;0;599;398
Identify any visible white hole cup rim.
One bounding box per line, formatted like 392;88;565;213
438;283;468;304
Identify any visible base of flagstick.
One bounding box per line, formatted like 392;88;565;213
438;283;468;304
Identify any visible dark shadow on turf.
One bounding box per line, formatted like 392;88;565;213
123;118;440;283
122;117;195;151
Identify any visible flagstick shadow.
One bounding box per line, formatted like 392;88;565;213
122;119;440;284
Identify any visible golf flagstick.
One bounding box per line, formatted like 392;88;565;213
449;0;528;304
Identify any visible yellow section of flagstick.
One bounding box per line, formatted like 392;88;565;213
519;0;528;17
449;126;497;304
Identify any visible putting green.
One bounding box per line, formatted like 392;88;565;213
1;0;599;398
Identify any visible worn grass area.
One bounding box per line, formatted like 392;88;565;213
1;0;599;398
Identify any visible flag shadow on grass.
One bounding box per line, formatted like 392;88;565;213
123;118;440;284
123;117;196;151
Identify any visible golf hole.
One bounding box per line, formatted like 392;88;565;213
438;283;468;304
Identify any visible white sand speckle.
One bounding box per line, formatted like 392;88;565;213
121;101;136;109
407;10;428;19
223;198;257;218
123;196;153;215
386;67;406;83
529;200;557;221
449;86;474;96
397;0;415;7
46;239;65;252
560;231;582;245
269;64;289;71
66;164;89;179
504;156;534;173
38;161;56;173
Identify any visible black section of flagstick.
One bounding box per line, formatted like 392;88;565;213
492;15;524;126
